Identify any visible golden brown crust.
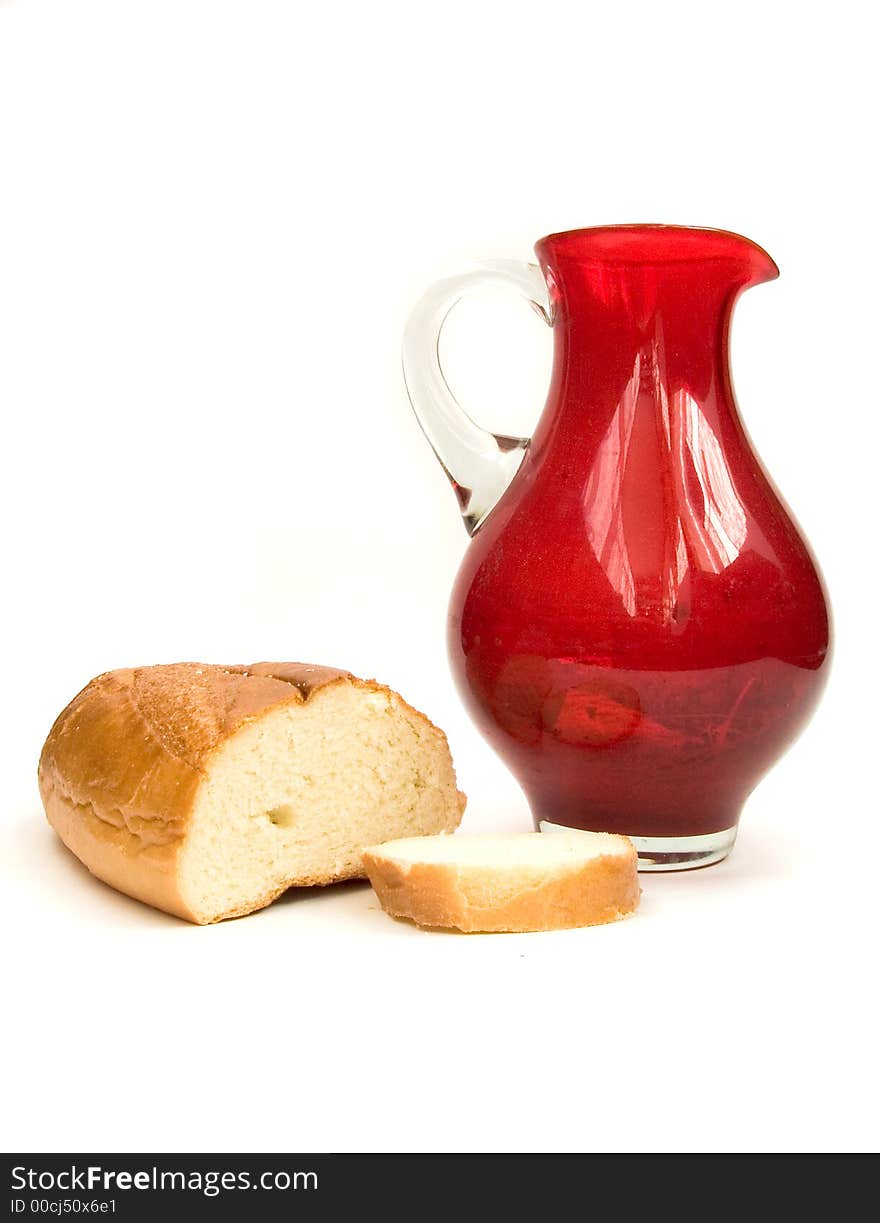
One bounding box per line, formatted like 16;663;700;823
362;842;640;933
37;662;457;923
227;661;353;700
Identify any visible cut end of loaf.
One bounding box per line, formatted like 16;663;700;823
179;683;464;922
362;830;639;933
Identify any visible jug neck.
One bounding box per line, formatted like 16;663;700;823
533;226;778;445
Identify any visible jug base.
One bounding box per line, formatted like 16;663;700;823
539;822;737;872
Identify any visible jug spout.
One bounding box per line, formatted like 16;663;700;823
535;224;779;293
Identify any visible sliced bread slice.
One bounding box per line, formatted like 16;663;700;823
362;829;639;932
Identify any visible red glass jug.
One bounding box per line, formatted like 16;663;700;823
404;225;831;870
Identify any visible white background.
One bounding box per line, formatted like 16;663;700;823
0;1;877;1155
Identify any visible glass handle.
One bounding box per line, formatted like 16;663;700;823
402;260;552;535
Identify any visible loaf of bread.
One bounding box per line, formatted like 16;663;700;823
39;662;465;923
363;830;639;932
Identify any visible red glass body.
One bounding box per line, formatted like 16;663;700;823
449;226;831;838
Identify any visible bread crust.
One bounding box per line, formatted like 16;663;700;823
362;839;640;932
38;662;463;923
